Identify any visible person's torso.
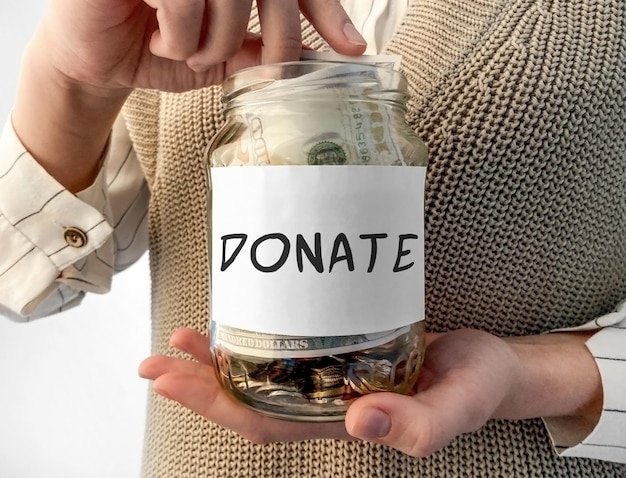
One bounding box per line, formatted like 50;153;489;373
124;1;626;476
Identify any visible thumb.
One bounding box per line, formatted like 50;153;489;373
345;388;478;458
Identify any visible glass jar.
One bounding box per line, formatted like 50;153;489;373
206;60;428;421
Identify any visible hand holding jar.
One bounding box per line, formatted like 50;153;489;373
139;326;601;458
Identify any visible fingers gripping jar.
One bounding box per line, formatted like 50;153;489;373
206;60;428;421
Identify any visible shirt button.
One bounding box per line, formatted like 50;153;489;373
64;227;88;248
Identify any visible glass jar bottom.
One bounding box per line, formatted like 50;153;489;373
211;322;425;422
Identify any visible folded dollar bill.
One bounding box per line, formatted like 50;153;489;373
300;50;402;71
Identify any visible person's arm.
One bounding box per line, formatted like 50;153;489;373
0;115;148;320
1;0;366;319
343;329;606;455
12;38;129;194
11;0;365;195
138;312;626;463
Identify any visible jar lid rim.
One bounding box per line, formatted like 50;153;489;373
222;60;406;101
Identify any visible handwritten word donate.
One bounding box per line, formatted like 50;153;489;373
219;232;419;274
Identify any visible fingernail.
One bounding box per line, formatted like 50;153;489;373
353;408;391;439
188;62;208;73
343;22;367;47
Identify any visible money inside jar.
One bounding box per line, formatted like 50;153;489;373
207;54;428;421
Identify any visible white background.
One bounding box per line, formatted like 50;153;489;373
0;2;151;477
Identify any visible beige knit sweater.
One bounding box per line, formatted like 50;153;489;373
123;1;626;476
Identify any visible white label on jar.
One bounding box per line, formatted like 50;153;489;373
210;165;426;337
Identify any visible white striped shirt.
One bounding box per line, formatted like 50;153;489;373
0;116;148;319
1;0;625;464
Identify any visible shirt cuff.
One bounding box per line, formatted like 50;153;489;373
544;300;626;463
0;116;113;316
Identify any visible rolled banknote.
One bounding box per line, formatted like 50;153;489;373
211;100;408;167
211;56;426;168
299;50;402;70
215;324;411;359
